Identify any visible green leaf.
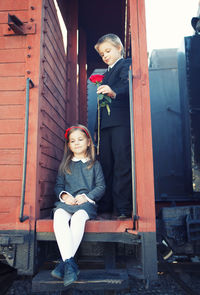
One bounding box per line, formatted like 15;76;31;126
98;94;104;100
100;102;106;107
104;95;112;103
106;104;111;116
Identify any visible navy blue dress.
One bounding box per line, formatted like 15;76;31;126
54;160;105;219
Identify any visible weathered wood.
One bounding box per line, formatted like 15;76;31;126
0;36;26;49
0;11;28;24
0;180;21;196
129;0;157;281
0;48;25;63
38;152;60;172
0;105;24;119
43;35;66;83
0;77;25;90
0;63;25;76
0;150;22;165
66;0;78;125
0;165;22;180
42;83;65;112
0;119;23;133
0;197;19;211
78;28;87;125
0;91;24;105
44;3;66;64
0;134;23;148
0;1;28;11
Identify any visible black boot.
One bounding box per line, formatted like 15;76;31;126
51;260;65;280
63;257;79;287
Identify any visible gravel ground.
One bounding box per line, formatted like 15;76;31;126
5;272;200;295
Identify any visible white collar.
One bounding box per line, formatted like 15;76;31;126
72;157;89;163
109;57;123;69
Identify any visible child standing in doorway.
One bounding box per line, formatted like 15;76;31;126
94;33;132;219
51;124;105;286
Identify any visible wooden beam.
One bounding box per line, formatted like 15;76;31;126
65;0;79;125
78;28;87;125
129;0;156;233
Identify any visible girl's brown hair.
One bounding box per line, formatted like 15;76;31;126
59;124;95;174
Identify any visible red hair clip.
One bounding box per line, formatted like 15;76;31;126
65;126;90;140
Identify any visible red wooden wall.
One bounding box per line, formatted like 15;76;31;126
0;0;70;229
0;1;34;229
36;0;67;218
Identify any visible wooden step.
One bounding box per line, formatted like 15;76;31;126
32;269;130;293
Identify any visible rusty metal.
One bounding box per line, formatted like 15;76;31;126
4;14;36;36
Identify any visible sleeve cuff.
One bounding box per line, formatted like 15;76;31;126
59;191;73;202
82;193;96;204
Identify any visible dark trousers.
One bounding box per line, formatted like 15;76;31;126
97;126;132;215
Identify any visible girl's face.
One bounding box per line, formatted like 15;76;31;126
68;130;90;159
98;41;122;66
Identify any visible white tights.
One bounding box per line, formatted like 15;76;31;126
53;208;89;261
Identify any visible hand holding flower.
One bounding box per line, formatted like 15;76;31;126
97;85;116;99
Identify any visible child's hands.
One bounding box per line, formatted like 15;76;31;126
97;85;116;99
61;193;76;205
74;194;88;205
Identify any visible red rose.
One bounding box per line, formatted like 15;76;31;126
89;74;104;84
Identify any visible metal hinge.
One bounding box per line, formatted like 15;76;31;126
4;14;36;36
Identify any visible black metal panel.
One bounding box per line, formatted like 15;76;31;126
149;49;193;200
0;230;36;275
179;35;200;192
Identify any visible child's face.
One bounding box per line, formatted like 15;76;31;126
98;41;122;66
68;130;90;158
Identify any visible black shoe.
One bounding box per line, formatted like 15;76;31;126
51;260;65;280
63;257;79;287
117;213;131;220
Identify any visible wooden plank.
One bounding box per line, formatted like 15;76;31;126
66;0;79;125
0;77;25;90
0;91;25;104
40;142;63;163
38;181;55;197
0;149;22;165
0;180;21;197
0;63;25;76
0;197;19;212
0;48;25;63
0;36;26;49
36;219;134;233
44;12;66;67
0;105;24;119
43;38;66;84
42;70;66;108
43;48;66;95
0;11;28;24
46;0;66;62
0;119;24;133
39;150;61;171
0;165;22;180
78;28;87;125
42;83;65;116
38;194;55;210
41;83;66;122
39;166;57;182
0;134;23;148
129;0;156;232
0;1;28;11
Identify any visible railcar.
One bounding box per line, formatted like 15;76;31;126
0;0;199;292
